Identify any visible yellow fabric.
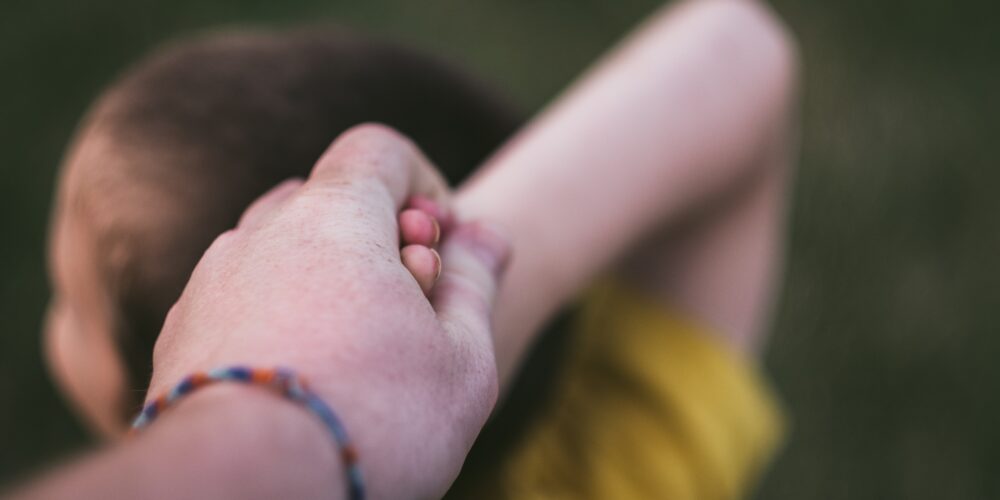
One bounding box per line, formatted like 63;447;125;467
457;282;785;499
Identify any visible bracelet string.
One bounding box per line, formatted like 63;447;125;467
130;366;364;500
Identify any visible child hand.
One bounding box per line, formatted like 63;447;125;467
399;195;456;295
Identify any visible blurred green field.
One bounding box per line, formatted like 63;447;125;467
1;0;998;497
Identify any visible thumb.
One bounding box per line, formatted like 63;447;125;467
432;221;511;340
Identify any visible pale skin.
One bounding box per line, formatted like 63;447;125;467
460;0;797;387
16;125;511;500
44;138;453;437
25;0;798;497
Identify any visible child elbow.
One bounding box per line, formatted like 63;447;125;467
655;0;799;100
699;0;800;96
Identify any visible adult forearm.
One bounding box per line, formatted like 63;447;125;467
9;386;343;500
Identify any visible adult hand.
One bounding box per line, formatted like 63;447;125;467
147;124;510;499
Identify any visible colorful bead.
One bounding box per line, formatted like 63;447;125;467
130;366;364;500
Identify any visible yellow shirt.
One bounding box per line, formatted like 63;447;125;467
448;282;784;499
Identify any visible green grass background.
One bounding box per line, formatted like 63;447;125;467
1;0;998;497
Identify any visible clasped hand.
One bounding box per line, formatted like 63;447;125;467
148;124;510;499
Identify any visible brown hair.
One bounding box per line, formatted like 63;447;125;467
62;27;522;414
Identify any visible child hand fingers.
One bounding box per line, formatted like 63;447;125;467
407;195;455;234
399;209;441;248
400;244;442;296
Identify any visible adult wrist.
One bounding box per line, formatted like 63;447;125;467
152;383;347;500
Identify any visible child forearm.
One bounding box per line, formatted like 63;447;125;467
456;0;797;386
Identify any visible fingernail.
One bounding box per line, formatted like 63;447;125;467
431;248;442;281
431;216;441;246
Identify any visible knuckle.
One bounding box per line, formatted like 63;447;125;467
314;123;416;182
203;229;237;260
336;123;415;168
340;122;409;147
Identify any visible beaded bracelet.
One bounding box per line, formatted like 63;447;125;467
130;366;364;500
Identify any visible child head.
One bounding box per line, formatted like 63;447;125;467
46;28;520;436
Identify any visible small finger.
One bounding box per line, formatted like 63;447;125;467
408;195;455;234
399;209;441;248
400;244;442;295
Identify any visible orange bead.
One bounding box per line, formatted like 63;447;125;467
342;445;358;464
253;368;277;384
190;372;209;387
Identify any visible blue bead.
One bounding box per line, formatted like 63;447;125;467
131;413;149;428
168;379;192;401
348;467;365;500
228;366;252;381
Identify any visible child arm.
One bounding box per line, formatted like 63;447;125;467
456;0;798;387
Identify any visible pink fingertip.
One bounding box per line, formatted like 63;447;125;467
400;244;440;295
399;209;440;247
409;195;455;233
